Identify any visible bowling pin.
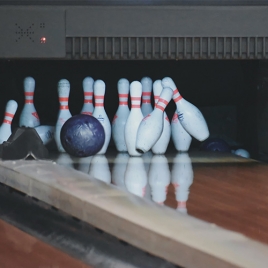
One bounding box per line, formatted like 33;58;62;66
233;148;250;158
92;80;111;154
81;77;94;115
136;87;173;154
34;125;55;145
112;78;130;152
171;153;194;214
151;80;171;154
111;153;129;190
0;100;18;144
54;79;72;153
141;77;153;116
162;77;209;142
148;155;170;204
88;155;111;184
171;111;192;152
125;156;147;197
124;81;144;156
19;77;40;128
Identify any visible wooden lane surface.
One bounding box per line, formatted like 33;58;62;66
165;161;268;245
1;157;268;268
0;219;91;268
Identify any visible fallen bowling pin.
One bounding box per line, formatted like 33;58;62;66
0;100;18;144
112;78;130;152
125;81;144;156
162;77;209;142
81;76;94;115
136;87;173;154
233;148;250;158
34;125;55;145
19;77;40;128
151;80;171;154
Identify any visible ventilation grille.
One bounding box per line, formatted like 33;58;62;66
66;37;268;60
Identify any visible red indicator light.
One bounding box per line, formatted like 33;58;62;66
40;37;46;44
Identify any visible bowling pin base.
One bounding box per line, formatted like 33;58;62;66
0;127;49;160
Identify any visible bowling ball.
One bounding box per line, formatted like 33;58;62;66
60;114;105;157
200;137;231;153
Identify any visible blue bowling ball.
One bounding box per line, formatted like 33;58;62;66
60;114;105;157
200;137;231;153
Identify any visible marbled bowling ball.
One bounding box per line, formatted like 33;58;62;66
60;114;105;157
200;137;231;153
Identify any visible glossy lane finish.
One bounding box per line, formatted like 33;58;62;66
0;219;91;268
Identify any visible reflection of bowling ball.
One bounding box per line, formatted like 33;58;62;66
200;138;230;153
60;114;105;157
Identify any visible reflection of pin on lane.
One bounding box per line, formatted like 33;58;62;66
54;79;72;152
88;155;111;184
162;77;209;142
149;155;170;204
19;77;40;128
136;87;173;154
81;76;94;116
171;153;194;214
112;78;130;153
125;157;147;197
92;80;111;154
125;81;143;156
0;100;18;144
112;153;129;190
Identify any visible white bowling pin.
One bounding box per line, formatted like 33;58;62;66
81;77;94;115
34;125;55;145
171;153;194;214
125;156;147;197
171;111;192;152
125;81;144;156
141;77;153;116
112;78;130;152
162;77;209;142
19;77;40;128
148;155;170;204
92;80;111;154
0;100;18;144
136;87;173;154
233;148;250;158
88;155;111;184
151;80;171;154
54;79;72;153
111;153;129;190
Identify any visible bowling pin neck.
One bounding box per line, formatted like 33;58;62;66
173;88;183;103
83;92;93;103
154;95;159;108
24;92;34;104
119;93;128;106
3;112;14;124
95;95;104;107
59;97;69;110
155;97;169;112
142;92;151;104
131;97;141;108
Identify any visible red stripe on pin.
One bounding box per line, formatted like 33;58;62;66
84;100;93;103
132;97;140;101
155;104;164;111
119;101;128;105
95;103;104;107
5;112;14;118
142;100;151;103
60;105;69;110
81;112;93;115
95;96;104;99
173;88;179;94
132;105;140;108
119;94;128;98
25;92;34;96
142;92;151;96
84;92;93;96
174;95;182;102
158;98;168;105
3;119;11;124
25;100;33;104
59;97;69;102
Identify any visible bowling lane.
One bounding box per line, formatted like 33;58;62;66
51;150;268;245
